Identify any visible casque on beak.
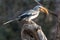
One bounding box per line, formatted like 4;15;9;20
40;6;49;15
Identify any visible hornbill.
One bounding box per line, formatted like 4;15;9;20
3;5;49;25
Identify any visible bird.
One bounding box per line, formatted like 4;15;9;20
3;5;49;25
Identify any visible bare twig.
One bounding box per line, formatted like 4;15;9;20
34;0;41;5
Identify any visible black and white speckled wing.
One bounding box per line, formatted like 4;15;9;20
3;9;35;25
18;9;35;21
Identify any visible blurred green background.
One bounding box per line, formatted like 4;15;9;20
0;0;58;40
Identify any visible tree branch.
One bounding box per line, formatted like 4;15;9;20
21;21;47;40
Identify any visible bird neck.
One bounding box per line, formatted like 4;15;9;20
34;10;40;13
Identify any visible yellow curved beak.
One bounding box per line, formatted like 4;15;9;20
40;6;49;15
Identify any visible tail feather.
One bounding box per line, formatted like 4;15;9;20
3;18;20;25
3;20;14;25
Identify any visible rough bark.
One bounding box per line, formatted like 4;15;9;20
21;21;47;40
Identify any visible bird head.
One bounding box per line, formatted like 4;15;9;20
33;5;49;15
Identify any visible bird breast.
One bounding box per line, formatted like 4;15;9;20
29;11;40;20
